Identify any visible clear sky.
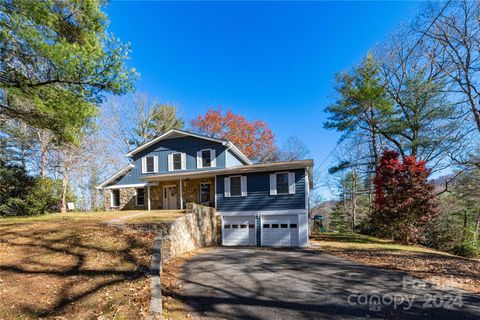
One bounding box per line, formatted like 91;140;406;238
105;0;422;198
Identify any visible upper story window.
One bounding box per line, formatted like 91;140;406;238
168;152;185;171
197;149;216;169
142;155;158;174
270;172;296;195
224;175;247;197
202;150;211;167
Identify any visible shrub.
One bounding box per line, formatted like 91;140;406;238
26;178;62;214
452;228;480;258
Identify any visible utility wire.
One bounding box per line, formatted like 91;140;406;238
317;0;452;173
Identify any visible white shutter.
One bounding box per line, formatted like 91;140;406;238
181;153;186;170
288;172;296;194
197;151;202;169
241;176;247;197
154;156;159;172
224;177;231;197
141;157;146;174
167;154;173;171
269;174;277;195
210;149;216;167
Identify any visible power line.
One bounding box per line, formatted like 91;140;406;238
317;0;452;173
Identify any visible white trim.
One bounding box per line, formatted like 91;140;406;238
104;183;158;190
288;172;296;194
218;209;307;216
210;149;216;167
181;152;186;170
169;152;184;171
241;176;247;197
180;179;184;210
126;129;251;164
272;171;292;196
225;175;246;197
147;184;151;211
143;155;156;174
110;189;120;207
214;175;218;210
163;184;178;210
199;148;214;168
224;177;231;197
154;155;159;173
96;164;134;189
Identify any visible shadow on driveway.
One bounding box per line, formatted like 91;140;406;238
177;247;480;320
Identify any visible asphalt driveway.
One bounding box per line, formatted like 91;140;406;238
178;247;480;320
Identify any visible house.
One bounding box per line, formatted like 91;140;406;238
96;129;314;247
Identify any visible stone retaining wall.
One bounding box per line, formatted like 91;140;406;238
161;203;218;261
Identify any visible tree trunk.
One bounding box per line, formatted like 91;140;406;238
61;174;68;213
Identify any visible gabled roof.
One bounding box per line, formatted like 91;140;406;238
126;129;252;164
95;164;134;189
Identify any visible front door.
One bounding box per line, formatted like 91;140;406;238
163;185;178;209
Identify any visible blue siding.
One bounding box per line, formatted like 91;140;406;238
225;150;245;167
216;169;307;212
109;136;228;186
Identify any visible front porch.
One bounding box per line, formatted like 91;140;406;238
146;177;215;210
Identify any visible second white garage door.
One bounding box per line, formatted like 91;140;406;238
223;216;256;246
261;215;298;247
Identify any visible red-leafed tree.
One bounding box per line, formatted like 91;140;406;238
372;150;439;243
191;108;276;163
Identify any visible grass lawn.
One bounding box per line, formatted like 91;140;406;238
0;210;184;319
312;232;480;294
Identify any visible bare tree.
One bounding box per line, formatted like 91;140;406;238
278;136;310;161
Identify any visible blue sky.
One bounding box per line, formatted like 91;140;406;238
105;1;421;198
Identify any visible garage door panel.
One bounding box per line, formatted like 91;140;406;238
223;217;256;246
262;215;298;247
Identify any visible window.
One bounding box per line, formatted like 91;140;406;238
272;224;279;228
224;224;231;229
172;153;182;170
276;172;289;194
232;224;239;228
111;189;120;207
281;224;288;228
270;172;295;195
224;176;247;197
240;224;247;229
230;176;241;196
202;149;211;167
200;183;211;204
263;224;270;228
249;224;255;229
290;224;297;228
136;188;145;206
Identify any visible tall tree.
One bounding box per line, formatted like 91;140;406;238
104;93;184;153
191;108;276;163
0;0;136;143
423;0;480;134
277;136;310;161
325;54;392;166
371;150;439;243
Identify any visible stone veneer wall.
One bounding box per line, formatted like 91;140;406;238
161;203;218;261
103;188;146;211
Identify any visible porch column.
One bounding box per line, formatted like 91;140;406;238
179;179;184;210
147;183;151;211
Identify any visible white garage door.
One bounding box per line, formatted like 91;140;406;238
261;215;298;247
223;216;256;246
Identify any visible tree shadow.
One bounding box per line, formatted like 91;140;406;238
174;248;480;320
0;222;154;318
